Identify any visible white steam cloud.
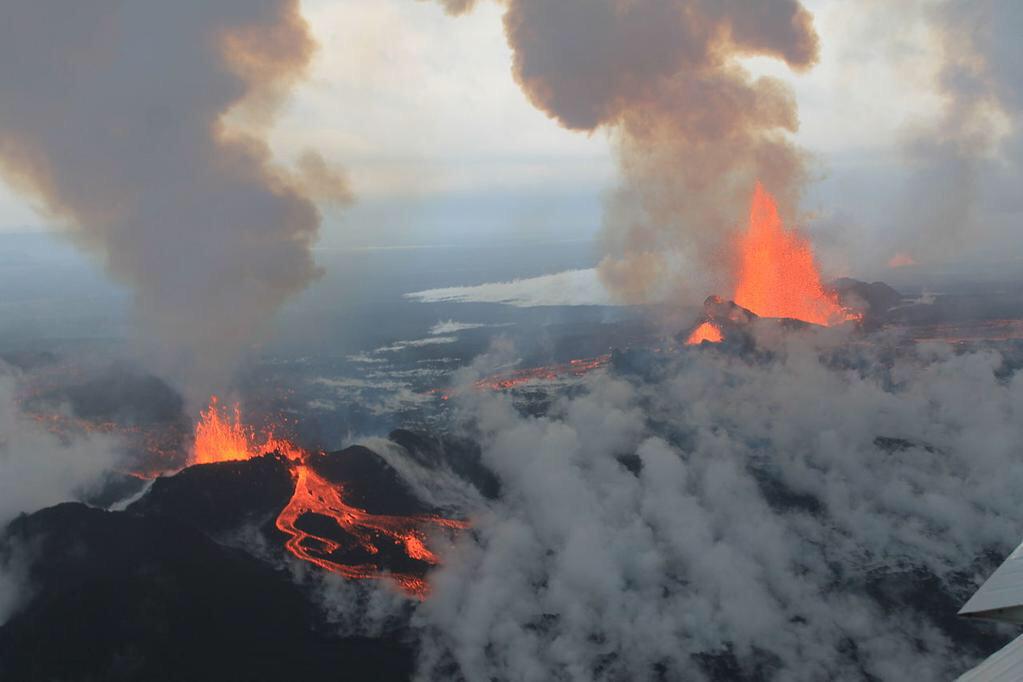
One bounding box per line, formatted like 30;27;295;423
412;331;1023;680
0;367;122;624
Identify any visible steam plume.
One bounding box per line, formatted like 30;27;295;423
897;0;1023;264
436;0;819;303
0;363;121;627
0;2;337;398
413;334;1022;680
0;369;121;530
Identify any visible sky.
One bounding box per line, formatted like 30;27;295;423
3;1;1020;277
0;0;952;256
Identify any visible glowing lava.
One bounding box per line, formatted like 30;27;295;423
275;463;468;598
192;397;256;464
190;396;465;597
192;396;303;464
733;183;854;326
472;355;611;392
686;322;724;345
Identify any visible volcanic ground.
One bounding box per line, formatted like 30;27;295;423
4;281;1023;679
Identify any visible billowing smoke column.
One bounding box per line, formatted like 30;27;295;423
898;0;1023;264
0;2;345;398
434;0;819;303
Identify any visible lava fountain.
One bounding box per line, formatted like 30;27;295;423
733;183;853;325
687;183;855;345
191;396;467;597
192;396;305;465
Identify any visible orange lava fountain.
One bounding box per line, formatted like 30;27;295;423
733;183;853;326
193;396;304;464
190;396;466;597
192;396;257;464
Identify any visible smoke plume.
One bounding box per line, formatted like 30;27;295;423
435;0;819;303
411;334;1022;680
428;0;481;16
0;2;338;399
897;0;1023;264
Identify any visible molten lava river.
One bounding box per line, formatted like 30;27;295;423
193;397;467;598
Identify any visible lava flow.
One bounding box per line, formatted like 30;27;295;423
191;397;467;597
733;183;854;326
473;355;612;392
275;463;468;598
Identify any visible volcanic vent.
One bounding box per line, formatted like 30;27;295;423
186;397;470;597
686;183;859;346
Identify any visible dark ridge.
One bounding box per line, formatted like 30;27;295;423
311;446;432;516
0;503;413;682
127;453;295;535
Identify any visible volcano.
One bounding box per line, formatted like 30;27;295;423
0;428;491;681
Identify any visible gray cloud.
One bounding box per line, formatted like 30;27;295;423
0;1;339;401
895;0;1023;265
411;332;1022;679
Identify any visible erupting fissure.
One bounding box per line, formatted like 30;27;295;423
191;397;466;597
192;396;303;464
733;183;854;326
687;183;855;346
